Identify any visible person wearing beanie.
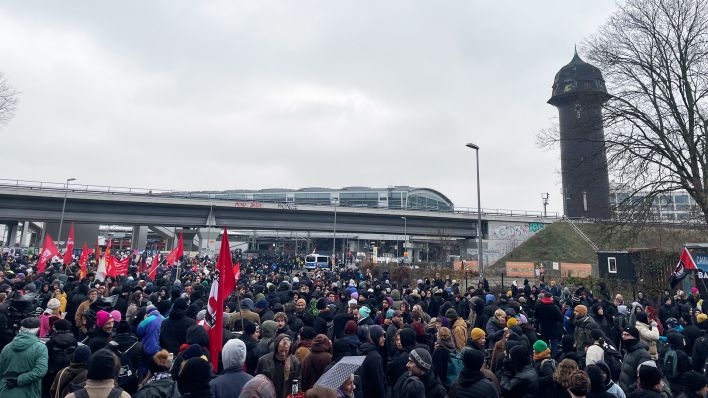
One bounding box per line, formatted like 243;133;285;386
67;349;130;398
133;349;179;398
445;307;467;351
506;317;519;328
230;297;261;332
255;333;300;398
314;297;335;336
137;304;164;357
301;334;333;391
678;370;708;398
450;347;498;398
39;297;62;337
253;320;279;360
0;317;48;397
697;313;708;324
531;339;555;397
391;347;446;398
209;339;253;398
159;297;196;355
634;310;660;360
177;356;213;397
357;305;373;326
255;299;274;322
44;316;79;396
50;345;91;398
634;363;663;396
468;327;487;351
500;345;539;398
240;321;261;375
619;326;651;391
535;292;563;354
573;304;597;356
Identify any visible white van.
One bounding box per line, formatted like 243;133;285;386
305;254;331;269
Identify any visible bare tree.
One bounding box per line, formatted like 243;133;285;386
0;72;18;124
585;0;708;222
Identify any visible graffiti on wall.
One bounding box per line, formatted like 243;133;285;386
492;222;545;240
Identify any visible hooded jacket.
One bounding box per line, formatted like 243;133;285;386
388;328;416;386
300;334;332;391
160;300;196;354
0;332;49;398
357;342;387;398
449;366;499;398
534;297;563;340
619;339;651;391
138;307;164;356
255;334;301;398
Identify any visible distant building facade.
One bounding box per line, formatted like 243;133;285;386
610;189;702;222
184;186;454;212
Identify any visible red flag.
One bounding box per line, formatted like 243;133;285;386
177;231;184;260
102;240;116;279
208;228;235;372
148;253;160;280
79;243;88;279
165;249;178;267
670;247;698;289
38;234;60;274
233;261;241;283
63;223;75;265
113;256;130;276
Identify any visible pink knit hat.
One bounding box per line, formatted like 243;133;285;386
96;310;113;328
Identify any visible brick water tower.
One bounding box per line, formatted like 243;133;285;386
548;49;611;219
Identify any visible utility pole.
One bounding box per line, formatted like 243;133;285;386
542;193;550;217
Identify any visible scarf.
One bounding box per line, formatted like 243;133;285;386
275;350;291;383
533;348;551;362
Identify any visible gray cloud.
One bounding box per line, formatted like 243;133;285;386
0;1;617;213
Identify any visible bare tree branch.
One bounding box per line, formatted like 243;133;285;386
0;72;18;124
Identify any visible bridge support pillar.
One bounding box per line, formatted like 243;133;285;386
198;228;219;251
20;221;30;247
4;222;19;246
132;226;148;251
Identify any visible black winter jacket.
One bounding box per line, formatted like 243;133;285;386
620;340;651;391
133;377;181;398
356;343;386;398
448;367;499;398
499;364;539;398
159;309;195;354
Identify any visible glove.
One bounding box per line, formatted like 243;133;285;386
5;377;17;389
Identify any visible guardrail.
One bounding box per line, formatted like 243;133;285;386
0;178;561;219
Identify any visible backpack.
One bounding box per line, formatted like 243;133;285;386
662;348;679;379
116;342;140;392
446;350;464;386
601;344;622;381
73;387;123;398
48;342;77;374
541;358;557;373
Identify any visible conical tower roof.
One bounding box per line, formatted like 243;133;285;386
548;48;609;105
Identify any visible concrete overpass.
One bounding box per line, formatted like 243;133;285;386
0;180;559;263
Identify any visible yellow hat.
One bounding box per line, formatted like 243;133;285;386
698;313;708;324
506;317;518;328
470;327;486;341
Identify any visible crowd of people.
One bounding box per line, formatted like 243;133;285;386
1;249;708;398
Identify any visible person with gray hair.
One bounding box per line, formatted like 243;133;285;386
210;338;253;398
0;317;49;397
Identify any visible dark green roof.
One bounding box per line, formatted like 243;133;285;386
548;49;608;105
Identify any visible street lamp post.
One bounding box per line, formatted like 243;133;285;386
332;199;337;266
466;143;484;279
401;216;410;283
57;178;76;248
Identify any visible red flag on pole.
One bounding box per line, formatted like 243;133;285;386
208;227;235;372
233;261;241;283
63;223;75;265
38;234;60;274
79;243;88;279
177;231;184;260
148;253;160;280
670;247;698;289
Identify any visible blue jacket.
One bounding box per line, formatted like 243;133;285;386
138;308;164;356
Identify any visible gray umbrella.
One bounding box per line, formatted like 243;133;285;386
314;355;366;389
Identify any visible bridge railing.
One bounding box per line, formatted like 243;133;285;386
0;178;561;219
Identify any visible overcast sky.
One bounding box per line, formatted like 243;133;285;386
0;1;618;214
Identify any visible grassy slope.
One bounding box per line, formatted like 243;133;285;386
489;221;708;270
